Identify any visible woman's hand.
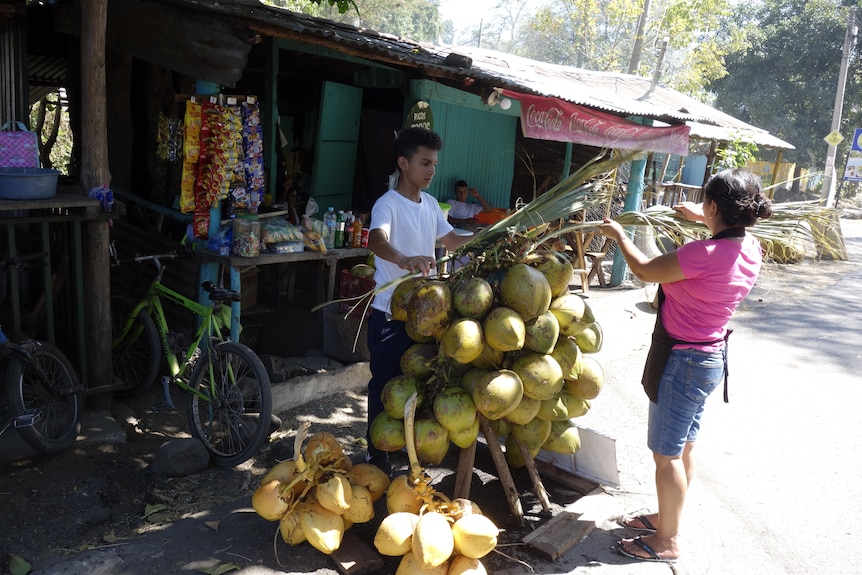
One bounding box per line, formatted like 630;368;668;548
673;201;705;222
597;218;626;242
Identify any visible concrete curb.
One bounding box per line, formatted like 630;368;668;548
270;361;370;413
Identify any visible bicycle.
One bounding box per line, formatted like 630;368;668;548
110;245;272;467
0;254;83;455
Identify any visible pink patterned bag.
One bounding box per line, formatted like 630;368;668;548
0;121;40;168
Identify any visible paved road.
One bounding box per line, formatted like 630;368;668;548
23;217;862;575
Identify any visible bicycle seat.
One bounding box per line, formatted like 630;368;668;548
201;281;242;303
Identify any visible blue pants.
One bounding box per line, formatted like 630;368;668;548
366;309;413;437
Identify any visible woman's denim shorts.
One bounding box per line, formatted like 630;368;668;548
647;347;725;457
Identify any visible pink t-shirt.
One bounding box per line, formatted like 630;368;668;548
661;234;762;351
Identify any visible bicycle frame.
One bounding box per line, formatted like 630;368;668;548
113;269;223;401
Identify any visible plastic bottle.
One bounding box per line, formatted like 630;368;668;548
324;207;336;249
351;214;363;248
334;210;345;249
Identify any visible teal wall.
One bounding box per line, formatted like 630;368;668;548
409;80;519;210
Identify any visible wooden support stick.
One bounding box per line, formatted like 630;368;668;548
478;415;524;526
512;434;551;512
454;441;477;500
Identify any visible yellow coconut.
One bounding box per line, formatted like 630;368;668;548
447;555;488;575
386;474;423;514
316;472;352;514
412;511;456;569
342;483;375;524
396;551;448;575
345;462;391;502
451;513;499;559
303;431;344;467
550;335;583;379
252;479;290;521
374;511;421;556
279;504;307;546
301;500;345;555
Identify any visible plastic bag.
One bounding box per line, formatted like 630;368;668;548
260;218;304;244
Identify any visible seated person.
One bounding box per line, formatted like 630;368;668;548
447;180;492;222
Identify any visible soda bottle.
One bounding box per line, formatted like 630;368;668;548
344;211;354;248
334;210;345;249
352;215;363;248
324;207;336;249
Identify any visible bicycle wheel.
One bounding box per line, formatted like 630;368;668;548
111;297;160;397
186;340;272;467
5;340;83;455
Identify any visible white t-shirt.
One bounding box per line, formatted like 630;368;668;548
370;189;454;313
447;198;483;219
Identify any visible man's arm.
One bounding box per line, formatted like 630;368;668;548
368;228;436;276
470;188;492;212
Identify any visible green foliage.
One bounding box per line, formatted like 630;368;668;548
707;0;859;167
264;0;442;42
715;133;759;170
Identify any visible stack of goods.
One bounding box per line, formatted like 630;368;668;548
179;95;265;239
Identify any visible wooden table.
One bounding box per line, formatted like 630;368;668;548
197;246;371;341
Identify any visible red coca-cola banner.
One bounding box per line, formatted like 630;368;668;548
501;90;690;156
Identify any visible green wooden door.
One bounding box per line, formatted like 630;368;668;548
311;81;363;211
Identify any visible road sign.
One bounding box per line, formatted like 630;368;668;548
824;130;844;147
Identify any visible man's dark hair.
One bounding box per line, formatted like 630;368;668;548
393;127;442;164
454;180;468;189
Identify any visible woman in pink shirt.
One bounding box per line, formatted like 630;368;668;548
598;169;772;564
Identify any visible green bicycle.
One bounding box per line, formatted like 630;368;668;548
110;247;272;467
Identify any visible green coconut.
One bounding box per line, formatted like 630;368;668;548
441;318;485;365
471;343;504;371
542;420;582;454
511;417;552;451
406;280;452;337
433;387;478;432
565;355;604;400
390;277;426;322
504;395;542;426
549;293;595;337
448;418;480;449
499;263;552;321
472;369;524;421
574;322;603;354
413;412;450;465
381;375;424;420
511;352;564;401
536;394;570;421
560;390;591;418
534;251;574;298
400;342;439;380
370;412;406;452
483;306;526;352
504;433;539;469
550;335;584;378
459;368;489;397
523;311;560;354
452;276;495;319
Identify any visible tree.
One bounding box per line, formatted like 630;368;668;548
515;0;741;97
707;0;862;168
267;0;444;43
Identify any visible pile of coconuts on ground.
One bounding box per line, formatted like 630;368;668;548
370;245;604;471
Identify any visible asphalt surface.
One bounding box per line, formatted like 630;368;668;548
14;217;862;575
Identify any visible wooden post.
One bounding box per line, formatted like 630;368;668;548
80;0;113;396
477;415;524;526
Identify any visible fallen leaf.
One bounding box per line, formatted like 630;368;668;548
143;503;168;518
199;562;241;574
205;520;220;532
9;554;32;575
103;530;117;543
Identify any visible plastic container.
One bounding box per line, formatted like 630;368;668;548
323;207;336;249
232;214;261;257
270;241;305;254
0;168;60;200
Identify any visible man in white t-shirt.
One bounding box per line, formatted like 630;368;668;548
446;180;492;221
364;128;473;474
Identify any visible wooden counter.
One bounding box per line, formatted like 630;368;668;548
197;246;371;341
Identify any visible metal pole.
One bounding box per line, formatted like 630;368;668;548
821;7;856;208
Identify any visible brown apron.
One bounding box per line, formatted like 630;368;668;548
640;226;745;404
